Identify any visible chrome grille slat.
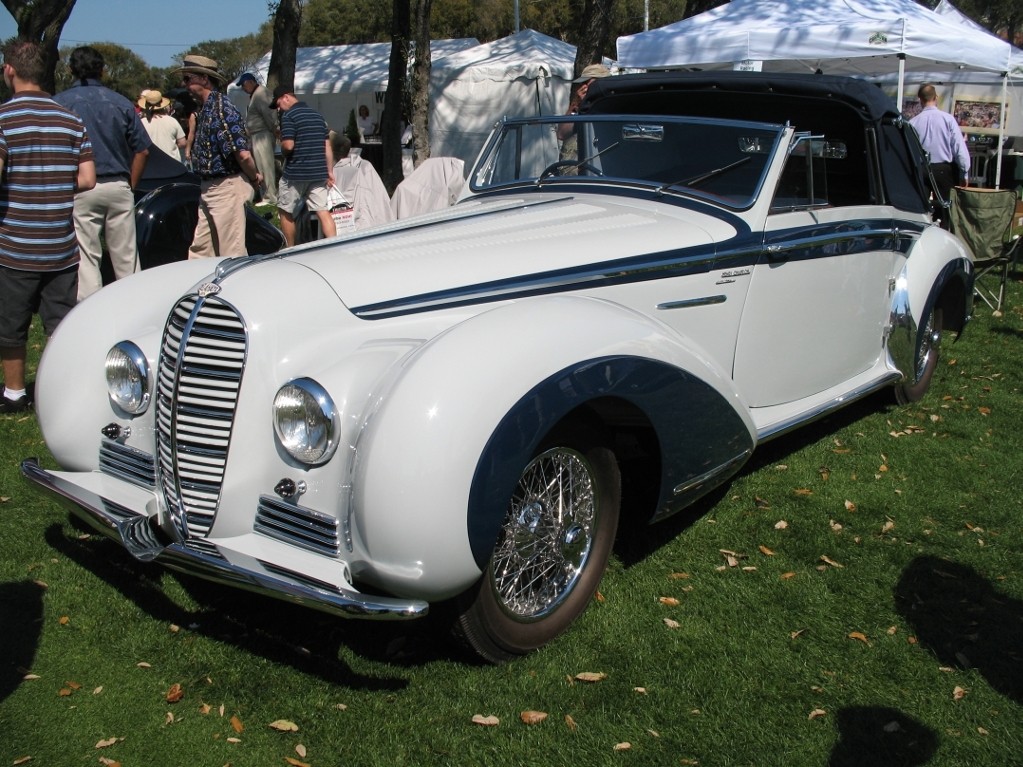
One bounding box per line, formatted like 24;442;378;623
255;496;341;557
156;295;246;539
99;440;157;488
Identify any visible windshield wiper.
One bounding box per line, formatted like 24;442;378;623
538;140;621;183
658;156;752;193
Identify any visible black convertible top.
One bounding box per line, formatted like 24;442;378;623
580;71;900;124
580;71;930;214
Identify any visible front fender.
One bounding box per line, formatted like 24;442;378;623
352;295;754;600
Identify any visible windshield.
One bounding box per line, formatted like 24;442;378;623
470;115;785;210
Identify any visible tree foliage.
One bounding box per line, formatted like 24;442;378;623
54;42;157;100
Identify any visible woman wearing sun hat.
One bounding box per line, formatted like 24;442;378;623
177;54;262;258
137;89;186;163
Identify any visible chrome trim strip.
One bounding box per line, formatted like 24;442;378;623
755;372;903;442
671;448;752;498
657;295;726;310
255;495;341;558
20;459;428;620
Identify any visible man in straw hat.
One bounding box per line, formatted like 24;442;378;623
137;90;186;163
178;54;263;258
54;45;151;301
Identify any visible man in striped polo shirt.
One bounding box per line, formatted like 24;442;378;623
0;39;96;414
270;85;336;247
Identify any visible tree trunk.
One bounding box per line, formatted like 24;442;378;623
381;0;411;194
267;0;301;90
409;0;433;170
571;0;613;76
1;0;78;94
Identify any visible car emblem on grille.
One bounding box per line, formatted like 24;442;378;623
197;282;221;297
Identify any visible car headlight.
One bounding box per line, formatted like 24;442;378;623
105;341;151;415
273;378;339;465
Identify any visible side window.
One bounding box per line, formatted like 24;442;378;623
771;134;834;212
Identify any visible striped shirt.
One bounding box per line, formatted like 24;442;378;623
0;91;93;271
280;101;329;181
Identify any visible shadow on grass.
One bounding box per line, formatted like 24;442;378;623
44;522;473;686
894;555;1023;703
615;389;894;567
827;706;937;766
0;580;45;703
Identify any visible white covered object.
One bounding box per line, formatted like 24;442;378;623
332;154;395;231
391;157;465;219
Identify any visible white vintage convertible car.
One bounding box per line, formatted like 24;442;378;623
23;73;973;662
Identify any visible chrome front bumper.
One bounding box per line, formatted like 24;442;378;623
20;458;428;620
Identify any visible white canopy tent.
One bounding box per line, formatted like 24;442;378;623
237;38;480;137
617;0;1019;95
235;30;580;171
428;29;580;165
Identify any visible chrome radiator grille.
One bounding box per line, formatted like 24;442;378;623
156;295;247;538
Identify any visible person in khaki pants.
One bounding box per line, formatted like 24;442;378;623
54;46;150;301
178;54;262;258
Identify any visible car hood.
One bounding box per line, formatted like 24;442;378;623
281;193;739;313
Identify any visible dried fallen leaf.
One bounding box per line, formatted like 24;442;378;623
848;631;870;645
780;571;797;580
165;683;184;703
978;406;991;416
564;714;577;731
95;737;120;749
647;729;660;737
226;737;241;744
284;759;311;767
472;714;500;726
520;710;548;725
23;673;40;681
165;712;175;725
93;686;103;695
808;708;827;720
136;662;152;669
634;687;647;694
774;519;789;530
12;757;31;765
575;672;607;683
790;629;806;640
268;719;298;732
953;686;968;701
663;617;680;629
199;702;212;715
844;500;857;512
58;616;69;626
793;488;813;496
231;715;244;733
820;555;844;568
830;520;843;532
881;520;895;534
295;744;308;758
658;596;681;607
613;742;632;751
754;496;770;509
978;727;989;736
97;759;120;767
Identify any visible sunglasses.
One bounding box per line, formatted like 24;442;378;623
181;73;205;84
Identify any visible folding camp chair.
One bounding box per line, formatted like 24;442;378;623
949;186;1021;312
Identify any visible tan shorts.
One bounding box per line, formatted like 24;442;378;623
278;177;330;216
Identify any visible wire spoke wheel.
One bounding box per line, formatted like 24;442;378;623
491;447;596;620
456;423;620;663
895;307;943;404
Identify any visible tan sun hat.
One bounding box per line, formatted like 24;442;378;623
137;89;171;110
573;63;610;83
177;53;227;85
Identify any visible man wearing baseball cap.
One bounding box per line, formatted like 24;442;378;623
270;84;336;246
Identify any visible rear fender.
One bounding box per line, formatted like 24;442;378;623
889;227;973;379
352;295;754;600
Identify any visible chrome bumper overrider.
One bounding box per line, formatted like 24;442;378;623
20;459;428;620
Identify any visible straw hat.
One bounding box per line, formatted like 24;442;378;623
573;63;610;83
177;54;227;85
137;89;171;110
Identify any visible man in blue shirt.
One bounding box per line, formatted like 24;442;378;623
179;54;263;258
54;46;151;301
909;83;971;229
271;85;336;246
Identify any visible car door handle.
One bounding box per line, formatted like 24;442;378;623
766;245;788;261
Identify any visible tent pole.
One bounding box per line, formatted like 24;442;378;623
897;52;906;104
995;73;1008;190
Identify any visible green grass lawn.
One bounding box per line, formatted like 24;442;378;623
1;278;1021;767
